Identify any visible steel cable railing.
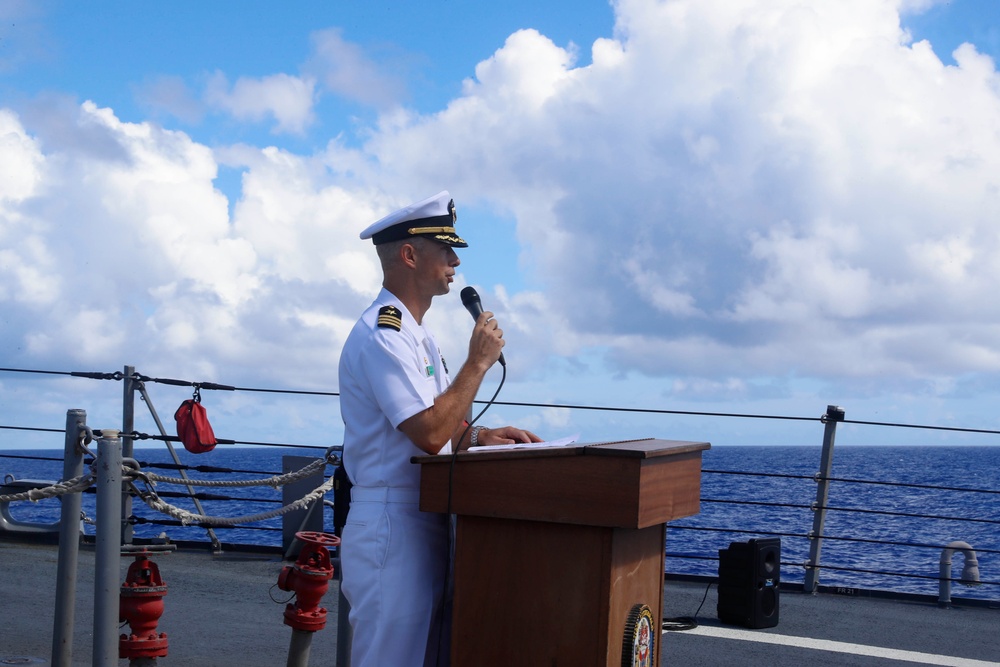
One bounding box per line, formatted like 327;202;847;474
669;523;1000;557
666;465;1000;600
0;365;340;551
7;364;1000;434
1;449;336;548
1;365;998;602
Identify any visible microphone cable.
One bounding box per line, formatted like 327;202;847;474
448;359;506;509
662;581;714;632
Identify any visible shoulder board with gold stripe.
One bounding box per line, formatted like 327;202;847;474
377;305;402;331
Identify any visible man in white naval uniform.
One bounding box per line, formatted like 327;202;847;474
338;191;541;667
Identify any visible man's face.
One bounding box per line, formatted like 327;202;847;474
413;237;461;297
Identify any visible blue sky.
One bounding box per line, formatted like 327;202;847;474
4;0;1000;451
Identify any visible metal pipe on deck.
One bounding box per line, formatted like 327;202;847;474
938;541;981;608
804;404;844;593
278;531;338;667
94;430;124;667
286;629;314;667
51;409;87;667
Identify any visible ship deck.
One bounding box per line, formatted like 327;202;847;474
1;540;997;666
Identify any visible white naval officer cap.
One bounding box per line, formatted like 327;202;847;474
360;191;468;247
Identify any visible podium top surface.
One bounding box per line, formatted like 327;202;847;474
412;438;709;465
413;438;709;528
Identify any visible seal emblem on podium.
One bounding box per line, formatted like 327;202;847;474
622;603;655;667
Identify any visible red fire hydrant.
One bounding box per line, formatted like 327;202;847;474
119;549;169;660
277;531;340;632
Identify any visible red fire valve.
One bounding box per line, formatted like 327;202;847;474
277;531;340;632
119;550;169;659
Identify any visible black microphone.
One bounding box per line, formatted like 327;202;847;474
460;286;506;367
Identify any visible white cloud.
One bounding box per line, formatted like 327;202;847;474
205;71;317;135
6;0;1000;426
0;108;45;214
465;29;576;109
348;0;1000;394
0;102;364;386
0;239;59;305
0;109;57;305
224;144;385;294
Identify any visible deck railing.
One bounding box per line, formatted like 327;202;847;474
0;364;997;607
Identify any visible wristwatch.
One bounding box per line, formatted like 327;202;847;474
470;425;487;447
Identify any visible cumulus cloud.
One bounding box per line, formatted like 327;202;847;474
0;109;44;209
0;109;56;305
0;101;378;389
205;71;317;135
5;0;1000;420
355;0;1000;394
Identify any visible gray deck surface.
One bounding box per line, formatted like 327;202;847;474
660;577;999;666
1;540;997;666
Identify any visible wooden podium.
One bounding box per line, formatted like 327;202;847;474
414;438;709;667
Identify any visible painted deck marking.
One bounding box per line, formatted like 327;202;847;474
670;625;999;667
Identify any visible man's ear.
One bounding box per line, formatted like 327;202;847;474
399;241;418;269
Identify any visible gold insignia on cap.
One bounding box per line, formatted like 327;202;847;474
404;225;466;247
407;226;457;235
377;305;402;331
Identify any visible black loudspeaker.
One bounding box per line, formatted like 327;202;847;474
717;537;780;629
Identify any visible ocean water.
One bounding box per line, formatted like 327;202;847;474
2;445;997;602
669;445;999;602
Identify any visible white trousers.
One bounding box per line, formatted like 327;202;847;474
340;490;450;667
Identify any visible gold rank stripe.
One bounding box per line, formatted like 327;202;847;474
408;225;456;235
378;314;402;327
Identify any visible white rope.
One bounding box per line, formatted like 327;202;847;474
140;456;329;488
0;472;95;503
1;454;337;530
134;475;336;526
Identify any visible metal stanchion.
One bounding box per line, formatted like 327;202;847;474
93;430;123;666
804;405;844;593
51;409;87;667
